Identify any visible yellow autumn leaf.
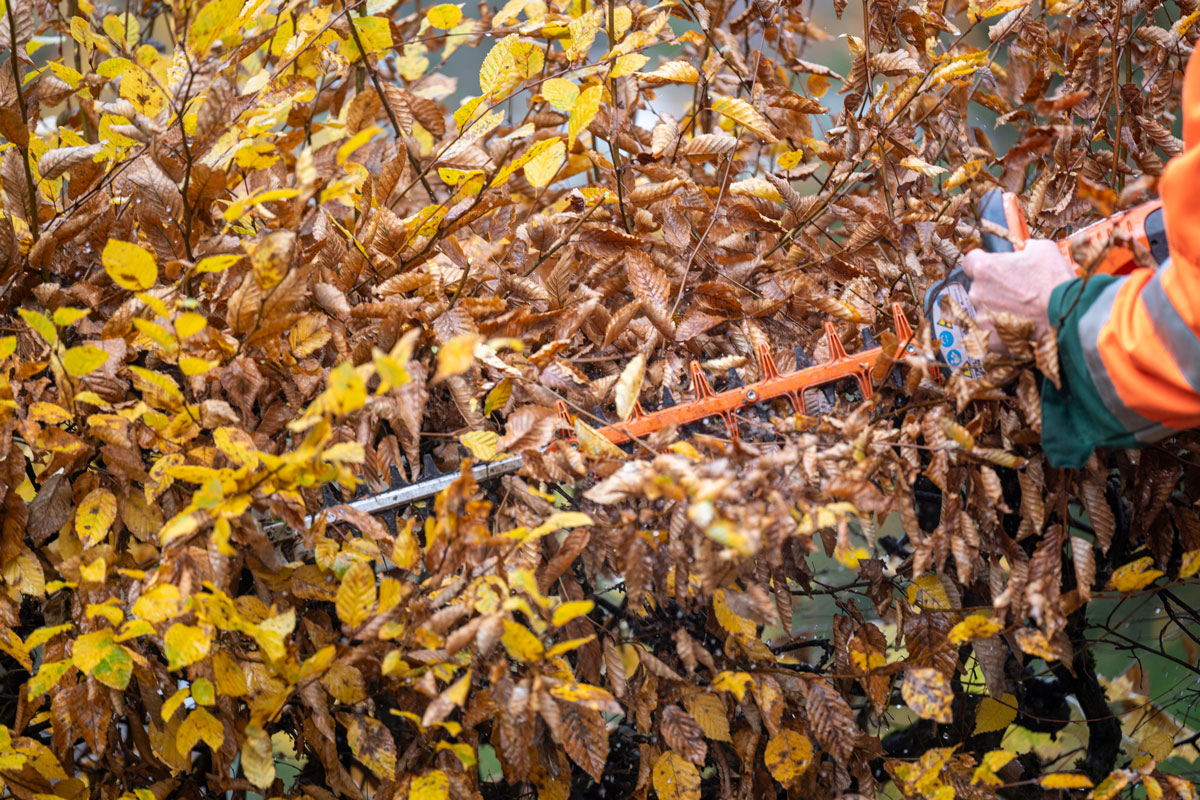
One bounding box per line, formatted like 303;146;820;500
971;749;1016;785
638;60;700;85
79;557;105;583
569;84;603;145
179;356;218;376
684;693;731;742
524;138;566;188
433;333;480;383
1181;548;1200;579
970;0;1031;20
712;589;756;638
944;158;985;190
948;614;1002;643
612;52;649;77
652;751;701;800
484;378;512;416
177;707;225;752
196;686;224;717
711;95;777;142
337;125;383;165
541;77;579;112
103;239;157;290
973;694;1018;734
132;584;183;622
543;511;595;533
409;769;450;800
907;573;953;610
1108;555;1164;592
344;715;397;779
546;635;596;658
615;354;646;421
902;667;953;723
574;416;625;459
188;0;241;55
19;308;57;346
175;312;208;338
193;254;240;273
164;623;212;670
241;724;275;789
76;488;117;546
711;670;753;701
500;619;544;662
61;344;108;377
213;650;249;696
764;730;814;786
459;430;500;461
566;9;600;60
1141;730;1174;761
53;307;89;327
28;659;74;699
392;518;422;571
336;561;377;629
551;600;594;627
900;155;948;177
1038;773;1094;789
425;4;462;29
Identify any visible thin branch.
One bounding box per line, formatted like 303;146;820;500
4;9;39;243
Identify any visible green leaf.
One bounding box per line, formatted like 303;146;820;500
92;643;133;689
28;658;74;699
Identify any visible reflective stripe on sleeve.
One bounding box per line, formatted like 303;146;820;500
1140;263;1200;397
1077;277;1171;443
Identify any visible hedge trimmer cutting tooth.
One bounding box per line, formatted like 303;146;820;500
299;304;916;526
421;453;442;480
393;462;412;489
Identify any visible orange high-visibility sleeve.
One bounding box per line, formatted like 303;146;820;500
1083;47;1200;429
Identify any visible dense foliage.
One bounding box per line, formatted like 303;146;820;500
1;0;1200;797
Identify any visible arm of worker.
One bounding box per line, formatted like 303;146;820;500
962;51;1200;468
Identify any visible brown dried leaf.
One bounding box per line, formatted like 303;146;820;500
661;705;707;765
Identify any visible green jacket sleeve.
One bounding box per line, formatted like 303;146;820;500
1040;275;1146;468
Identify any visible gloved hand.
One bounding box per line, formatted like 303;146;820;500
962;239;1076;353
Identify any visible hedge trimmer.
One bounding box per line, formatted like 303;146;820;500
306;303;917;523
310;188;1172;526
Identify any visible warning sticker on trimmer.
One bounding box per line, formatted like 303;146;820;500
932;283;985;380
